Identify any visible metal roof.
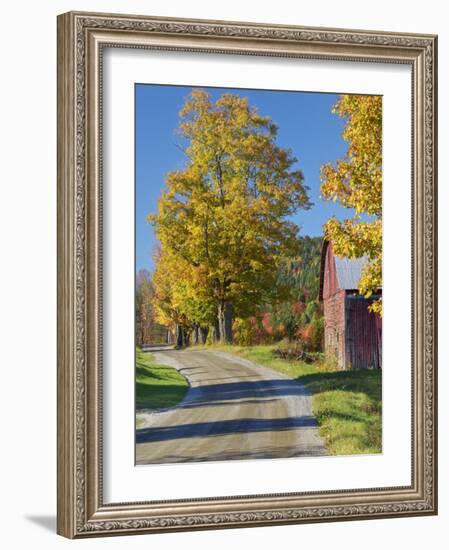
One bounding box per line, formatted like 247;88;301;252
334;255;368;290
319;240;381;301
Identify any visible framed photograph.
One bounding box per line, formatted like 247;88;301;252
57;11;438;538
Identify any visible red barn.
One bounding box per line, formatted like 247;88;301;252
319;240;382;370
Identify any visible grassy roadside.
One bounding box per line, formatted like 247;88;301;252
136;347;189;414
196;344;382;455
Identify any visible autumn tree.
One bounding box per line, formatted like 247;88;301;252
152;248;216;346
320;94;382;314
135;269;154;346
150;90;311;343
136;269;172;345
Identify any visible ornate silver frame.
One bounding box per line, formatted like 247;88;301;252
57;11;438;538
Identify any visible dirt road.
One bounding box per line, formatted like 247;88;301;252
136;349;327;464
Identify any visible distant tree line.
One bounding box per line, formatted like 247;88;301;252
135;269;171;346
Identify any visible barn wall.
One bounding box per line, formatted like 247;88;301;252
321;241;382;370
322;242;339;300
345;294;382;369
323;289;346;369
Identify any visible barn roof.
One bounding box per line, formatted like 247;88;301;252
334;255;367;290
319;239;369;300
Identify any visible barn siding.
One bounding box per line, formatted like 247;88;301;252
323;289;346;369
322;242;339;300
322;243;346;368
345;294;382;369
320;241;382;370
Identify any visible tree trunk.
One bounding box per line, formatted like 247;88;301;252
199;326;209;345
176;324;183;348
192;327;196;346
210;321;220;343
218;301;233;344
192;325;199;346
224;302;233;344
218;302;225;343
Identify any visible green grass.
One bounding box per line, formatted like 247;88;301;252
136;347;189;412
196;344;382;456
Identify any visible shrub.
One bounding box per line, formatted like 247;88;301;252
309;315;324;351
233;318;256;346
294;314;324;352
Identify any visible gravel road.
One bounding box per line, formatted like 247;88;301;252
136;349;327;464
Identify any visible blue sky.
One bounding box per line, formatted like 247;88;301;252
136;84;350;274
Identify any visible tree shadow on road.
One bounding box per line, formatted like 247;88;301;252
136;415;318;443
179;378;309;409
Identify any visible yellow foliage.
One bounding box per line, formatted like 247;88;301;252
150;89;311;330
320;95;382;314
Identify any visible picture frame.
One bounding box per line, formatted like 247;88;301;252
57;11;438;538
